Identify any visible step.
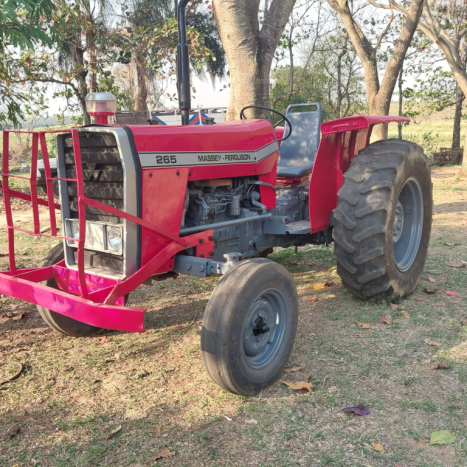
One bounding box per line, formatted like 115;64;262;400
285;220;311;235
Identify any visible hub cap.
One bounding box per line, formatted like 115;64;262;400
393;177;424;272
242;289;287;370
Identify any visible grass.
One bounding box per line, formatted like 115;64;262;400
0;166;466;466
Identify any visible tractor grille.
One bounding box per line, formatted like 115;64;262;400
63;132;124;274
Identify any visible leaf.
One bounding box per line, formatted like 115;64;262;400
429;430;456;445
341;403;370;416
433;362;450;370
424;339;442;348
283;366;302;373
445;291;461;297
401;310;411;319
355;320;370;329
99;336;112;344
371;442;387;453
324;281;335;287
245;419;258;425
461;319;467;326
322;374;330;386
3;423;21;440
428;277;436;283
417;439;428;446
378;313;393;325
423;287;437;294
415;298;426;302
288;257;299;265
281;380;313;392
307;298;317;302
390;303;401;311
12;313;27;321
312;284;327;290
446;261;466;269
153;447;175;460
106;425;122;439
1;312;13;318
224;415;232;422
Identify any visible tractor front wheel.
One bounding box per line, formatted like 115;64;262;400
333;139;432;299
37;243;101;337
201;258;298;396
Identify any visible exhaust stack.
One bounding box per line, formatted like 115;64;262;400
176;0;191;126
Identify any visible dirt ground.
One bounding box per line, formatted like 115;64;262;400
0;166;466;467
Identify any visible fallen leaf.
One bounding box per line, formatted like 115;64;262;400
1;312;12;318
283;366;302;373
322;374;330;386
324;281;335;287
423;287;437;294
446;261;466;269
98;336;112;344
281;380;313;392
153;448;175;460
424;339;442;348
224;415;232;422
307;298;317;302
428;277;436;283
401;310;411;319
390;303;401;311
355;320;370;329
430;430;456;445
312;284;327;290
445;291;461;297
288;257;299;265
12;313;27;321
245;419;258;425
378;313;393;325
444;242;460;247
106;425;122;439
341;403;370;416
415;298;426;302
461;319;467;326
417;439;428;446
433;362;450;370
371;442;387;453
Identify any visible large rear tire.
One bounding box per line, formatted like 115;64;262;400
37;243;101;337
333;139;432;299
201;258;299;396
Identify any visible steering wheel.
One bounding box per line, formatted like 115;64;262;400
240;105;292;142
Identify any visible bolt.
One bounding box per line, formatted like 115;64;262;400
189;172;192;176
176;171;180;176
186;263;192;271
199;238;204;244
149;173;153;177
199;254;205;258
169;264;172;268
199;265;205;272
209;251;214;257
208;236;214;241
256;337;261;342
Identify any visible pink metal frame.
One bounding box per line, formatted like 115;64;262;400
0;129;213;332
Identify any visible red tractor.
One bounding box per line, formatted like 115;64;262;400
0;1;432;396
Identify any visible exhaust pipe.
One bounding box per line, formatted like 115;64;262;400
176;0;191;126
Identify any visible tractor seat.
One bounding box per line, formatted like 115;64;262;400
277;103;321;178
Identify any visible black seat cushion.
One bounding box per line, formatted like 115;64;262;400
277;163;314;178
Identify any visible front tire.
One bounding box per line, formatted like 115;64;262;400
333;139;432;299
201;258;299;396
37;243;101;337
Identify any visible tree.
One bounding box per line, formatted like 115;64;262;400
212;0;297;120
0;0;56;125
327;0;424;140
368;0;467;175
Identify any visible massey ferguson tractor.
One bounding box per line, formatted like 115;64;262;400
0;1;432;396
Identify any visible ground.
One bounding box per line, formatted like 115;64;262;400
0;166;466;467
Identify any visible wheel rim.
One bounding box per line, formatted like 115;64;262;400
393;177;424;272
242;289;287;370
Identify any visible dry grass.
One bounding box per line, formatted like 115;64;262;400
0;167;466;467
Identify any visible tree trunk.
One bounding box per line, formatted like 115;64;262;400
398;65;403;139
136;60;148;111
85;8;98;94
213;0;296;121
76;47;90;125
452;84;463;148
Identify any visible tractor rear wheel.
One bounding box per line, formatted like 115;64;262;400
333;139;432;299
37;243;101;337
201;258;298;396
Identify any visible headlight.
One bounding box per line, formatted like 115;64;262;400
108;226;123;251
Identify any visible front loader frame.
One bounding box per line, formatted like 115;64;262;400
0;129;213;332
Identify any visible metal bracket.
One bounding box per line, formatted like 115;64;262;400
173;255;233;277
